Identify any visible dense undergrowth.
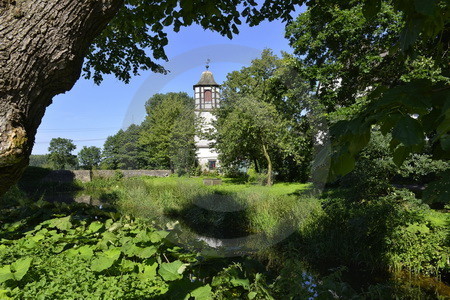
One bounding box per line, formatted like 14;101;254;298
1;173;449;298
0;191;373;299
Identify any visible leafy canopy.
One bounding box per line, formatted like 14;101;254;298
286;0;449;180
215;50;313;183
82;0;449;86
82;0;303;84
102;124;145;170
78;146;102;170
139;92;197;172
47;138;77;170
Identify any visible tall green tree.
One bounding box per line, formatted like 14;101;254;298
286;1;450;188
102;124;145;170
216;50;313;182
139;92;197;173
48;138;77;170
215;97;287;186
78;146;102;170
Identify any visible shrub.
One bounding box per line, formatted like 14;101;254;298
339;131;396;201
397;154;450;184
299;189;449;276
247;167;268;185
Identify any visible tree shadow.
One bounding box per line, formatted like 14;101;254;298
17;167;83;201
165;192;251;239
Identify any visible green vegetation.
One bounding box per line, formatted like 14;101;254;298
102;124;144;170
0;201;274;299
47;138;77;170
139;92;197;174
285;1;449;188
1;1;449;298
78;146;102;170
214;49;313;183
1;175;449;298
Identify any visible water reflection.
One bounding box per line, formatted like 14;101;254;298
44;193;106;207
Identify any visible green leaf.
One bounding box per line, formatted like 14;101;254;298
248;292;257;299
414;0;435;16
230;277;250;289
362;0;381;19
121;243;141;257
0;289;12;299
87;221;104;233
48;216;72;231
138;263;158;281
91;249;121;272
348;131;370;154
0;266;13;284
11;257;32;281
91;256;116;272
102;231;117;243
393;146;409;166
150;230;169;243
136;246;157;259
158;260;186;281
380;113;402;135
392;116;424;147
333;153;355;176
190;285;213;300
135;230;151;243
104;248;121;260
77;245;94;259
440;134;450;151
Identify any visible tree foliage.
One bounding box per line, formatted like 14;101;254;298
286;0;450;182
102;124;145;170
215;50;313;182
47;138;77;170
28;155;50;169
82;0;302;84
215;97;287;185
78;146;102;170
139;92;197;173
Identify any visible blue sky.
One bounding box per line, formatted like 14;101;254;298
33;11;304;155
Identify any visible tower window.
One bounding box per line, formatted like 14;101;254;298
204;90;212;102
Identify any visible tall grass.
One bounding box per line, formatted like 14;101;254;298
112;177;317;240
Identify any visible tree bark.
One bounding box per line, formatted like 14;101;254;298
262;143;272;186
0;0;123;196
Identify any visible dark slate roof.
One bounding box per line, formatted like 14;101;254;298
195;70;219;86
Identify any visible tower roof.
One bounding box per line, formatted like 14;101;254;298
195;70;219;86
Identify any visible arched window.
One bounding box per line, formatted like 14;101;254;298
204;90;212;102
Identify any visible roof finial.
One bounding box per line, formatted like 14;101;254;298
205;58;210;70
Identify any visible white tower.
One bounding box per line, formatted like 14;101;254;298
193;62;220;171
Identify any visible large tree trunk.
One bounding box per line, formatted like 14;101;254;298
0;0;123;196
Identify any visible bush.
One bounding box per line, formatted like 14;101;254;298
397;153;450;184
299;189;449;276
247;167;268;185
339;132;396;201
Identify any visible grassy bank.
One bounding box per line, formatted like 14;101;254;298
2;173;449;298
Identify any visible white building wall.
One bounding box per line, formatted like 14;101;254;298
195;110;219;170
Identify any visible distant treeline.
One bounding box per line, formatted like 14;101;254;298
38;92;197;174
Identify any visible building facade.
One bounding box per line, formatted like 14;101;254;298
193;67;220;171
